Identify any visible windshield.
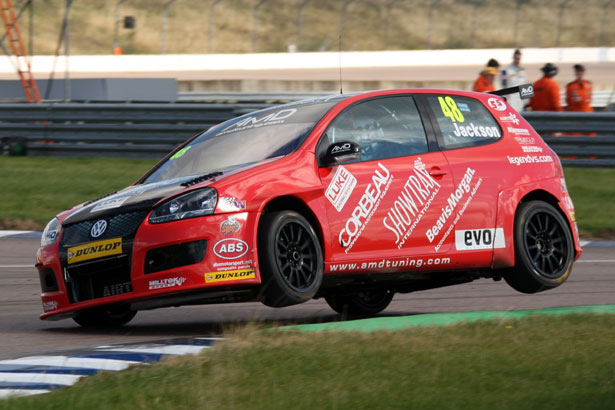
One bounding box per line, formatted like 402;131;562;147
142;100;338;184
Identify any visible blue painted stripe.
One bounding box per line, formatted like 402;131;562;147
77;352;164;363
0;382;62;390
0;364;97;376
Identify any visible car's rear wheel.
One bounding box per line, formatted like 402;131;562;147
504;200;574;294
258;211;323;307
73;306;137;327
325;290;394;315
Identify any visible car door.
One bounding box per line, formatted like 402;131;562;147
316;95;456;272
420;93;506;267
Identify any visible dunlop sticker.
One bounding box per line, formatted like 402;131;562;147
67;238;122;264
205;268;255;283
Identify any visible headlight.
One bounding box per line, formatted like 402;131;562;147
149;188;217;224
41;217;61;247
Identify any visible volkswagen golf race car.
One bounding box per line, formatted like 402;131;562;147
36;87;582;326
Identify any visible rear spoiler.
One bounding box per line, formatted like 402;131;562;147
488;83;534;100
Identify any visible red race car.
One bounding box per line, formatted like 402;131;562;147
37;87;581;326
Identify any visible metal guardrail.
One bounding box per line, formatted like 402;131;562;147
0;103;613;166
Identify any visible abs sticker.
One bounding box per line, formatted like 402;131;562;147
213;238;248;259
455;228;505;250
438;96;465;123
205;269;255;283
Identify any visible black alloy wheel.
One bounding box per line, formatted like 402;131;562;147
258;211;323;307
504;201;574;294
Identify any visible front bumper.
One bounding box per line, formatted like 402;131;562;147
37;211;261;320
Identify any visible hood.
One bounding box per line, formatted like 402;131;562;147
62;174;213;225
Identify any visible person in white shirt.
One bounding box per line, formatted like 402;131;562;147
500;49;526;112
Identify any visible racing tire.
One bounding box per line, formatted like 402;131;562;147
258;211;323;307
73;307;137;327
325;290;394;316
504;201;574;294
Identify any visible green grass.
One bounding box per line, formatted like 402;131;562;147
563;167;615;239
1;157;613;238
2;314;614;410
0;157;157;229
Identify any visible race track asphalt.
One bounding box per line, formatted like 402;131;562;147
1;236;613;360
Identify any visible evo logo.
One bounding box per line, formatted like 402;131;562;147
454;228;505;251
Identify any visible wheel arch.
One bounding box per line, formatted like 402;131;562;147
493;180;576;269
259;195;326;254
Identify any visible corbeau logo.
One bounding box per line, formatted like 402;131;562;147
67;238;122;264
90;220;107;238
487;98;507;111
205;269;255;283
213;238;248;260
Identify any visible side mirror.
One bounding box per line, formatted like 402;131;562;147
320;141;361;166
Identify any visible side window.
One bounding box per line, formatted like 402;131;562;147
318;96;429;164
426;95;502;150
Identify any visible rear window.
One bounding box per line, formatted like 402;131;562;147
426;95;502;150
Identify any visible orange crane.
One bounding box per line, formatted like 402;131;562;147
0;0;40;102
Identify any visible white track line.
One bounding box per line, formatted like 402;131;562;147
0;372;82;386
0;356;139;371
577;260;615;263
0;389;50;398
95;345;209;355
0;265;33;269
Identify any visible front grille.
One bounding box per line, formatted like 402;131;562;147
64;255;132;303
61;210;149;246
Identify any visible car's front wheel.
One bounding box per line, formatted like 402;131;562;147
325;289;394;315
73;306;137;327
504;200;574;294
258;211;323;307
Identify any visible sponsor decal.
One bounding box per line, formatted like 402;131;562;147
325;165;357;212
213;259;253;272
383;158;441;249
521;145;543;153
91;196;130;212
426;168;483;252
213;238;248;260
330;142;353;155
339;162;393;253
90;220;107;238
499;112;520;125
220;197;246;211
507;126;530;136
42;300;58;312
514;136;535;145
519;84;535;99
457;103;471;112
455;228;505;251
67;237;122;264
453;122;501;138
438;96;465;123
170;145;192;160
217;108;297;136
103;282;132;297
507;155;553;166
205;268;256;283
220;217;240;235
149;276;187;290
329;256;451;272
487;97;507;111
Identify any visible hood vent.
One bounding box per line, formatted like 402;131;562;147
181;172;223;187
